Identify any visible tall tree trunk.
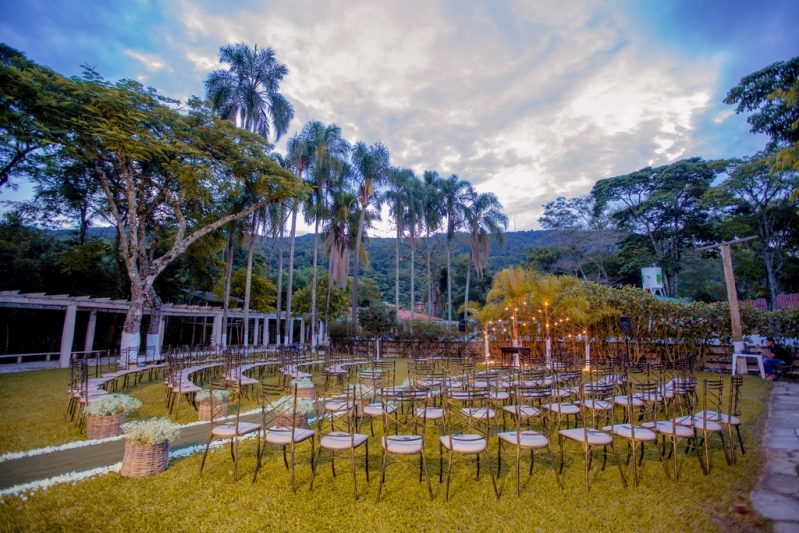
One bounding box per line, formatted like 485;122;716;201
426;236;433;317
242;216;256;346
275;203;286;346
447;242;452;328
764;248;778;311
221;224;235;347
410;242;415;323
311;215;320;350
146;284;163;359
351;203;367;324
284;200;298;345
395;228;401;322
463;251;472;322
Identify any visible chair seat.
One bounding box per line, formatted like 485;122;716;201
440;434;488;454
362;403;396;417
613;395;643;407
498;430;549;449
175;383;202;394
680;416;723;433
460;407;496;420
382;435;424;455
212;421;261;437
265;427;315;445
559;428;613;446
581;399;614;411
695;410;741;426
415;407;444;420
642;421;695;438
605;424;657;442
503;405;540;418
489;391;510;401
543;403;580;415
324;400;354;412
320;432;368;450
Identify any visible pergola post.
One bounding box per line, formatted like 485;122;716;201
299;318;305;346
59;305;77;368
212;313;221;347
84;310;97;353
262;318;269;346
253;318;259;346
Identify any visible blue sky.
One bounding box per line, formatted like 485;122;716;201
1;0;797;233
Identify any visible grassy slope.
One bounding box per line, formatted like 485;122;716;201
0;365;771;533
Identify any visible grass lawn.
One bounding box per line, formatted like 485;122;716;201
0;364;772;532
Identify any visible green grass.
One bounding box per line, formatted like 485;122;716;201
0;364;772;533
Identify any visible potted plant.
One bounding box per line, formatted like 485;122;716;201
195;389;229;421
120;417;181;478
274;396;316;429
290;377;316;400
83;394;142;440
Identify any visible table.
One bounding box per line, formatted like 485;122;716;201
731;352;766;378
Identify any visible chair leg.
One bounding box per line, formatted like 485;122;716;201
483;449;500;500
350;448;359;500
445;451;453;502
421;450;433;501
309;444;322;492
609;439;627;488
376;449;388;503
736;426;746;455
200;439;212;474
547;442;563;491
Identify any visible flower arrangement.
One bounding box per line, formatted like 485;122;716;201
274;396;316;416
121;417;181;446
195;389;230;403
290;377;314;388
84;394;142;417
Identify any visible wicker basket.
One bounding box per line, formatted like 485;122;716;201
296;387;315;400
197;400;227;421
275;412;309;429
86;413;126;440
120;441;170;478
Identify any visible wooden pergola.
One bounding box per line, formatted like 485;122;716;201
0;291;309;368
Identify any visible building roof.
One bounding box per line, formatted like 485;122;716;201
745;293;799;312
397;310;443;321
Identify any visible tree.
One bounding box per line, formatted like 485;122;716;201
302;121;349;349
205;42;295;143
383;166;413;320
422;170;443;317
707;153;799;309
350;141;389;323
462;187;508;321
438;174;470;324
724;56;799;150
592;158;716;296
0;56;303;362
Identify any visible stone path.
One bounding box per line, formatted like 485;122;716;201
751;380;799;533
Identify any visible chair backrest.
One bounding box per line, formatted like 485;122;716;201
442;385;492;441
263;384;305;444
315;385;357;437
380;388;429;439
512;383;552;434
728;375;743;418
697;377;723;431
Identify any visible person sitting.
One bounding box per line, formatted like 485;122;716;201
760;337;789;381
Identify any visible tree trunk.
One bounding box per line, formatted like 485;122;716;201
395;228;401;322
426;238;433;317
764;248;779;311
311;215;320;350
242;218;255;346
284;200;298;345
275;203;286;346
447;242;452;327
120;278;145;366
410;242;415;324
463;252;471;322
221;224;235;347
146;284;162;359
351;202;367;324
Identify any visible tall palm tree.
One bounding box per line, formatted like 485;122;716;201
270;152;292;345
206;42;294;345
205;42;295;142
350;141;390;323
302;121;350;349
383;167;413;321
422;170;443;318
462;187;509;322
405;176;425;323
284;132;313;344
439;174;470;325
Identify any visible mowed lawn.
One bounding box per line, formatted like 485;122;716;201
0;364;772;533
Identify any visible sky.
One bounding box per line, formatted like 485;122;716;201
1;0;797;235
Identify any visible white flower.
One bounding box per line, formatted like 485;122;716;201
122;417;181;445
83;394;142;417
195;389;230;403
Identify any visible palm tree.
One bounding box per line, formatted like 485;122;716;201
350;141;390;324
205;42;294;142
270;152;292;345
383;167;413;321
302;121;350;349
462;187;509;322
284;132;313;344
206;42;294;345
422;171;443;318
439;175;470;325
405;176;425;323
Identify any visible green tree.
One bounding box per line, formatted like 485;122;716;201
350;141;390;323
439;174;470;324
383;166;413;320
422;170;444;317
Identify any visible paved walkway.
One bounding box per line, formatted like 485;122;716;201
751;380;799;533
